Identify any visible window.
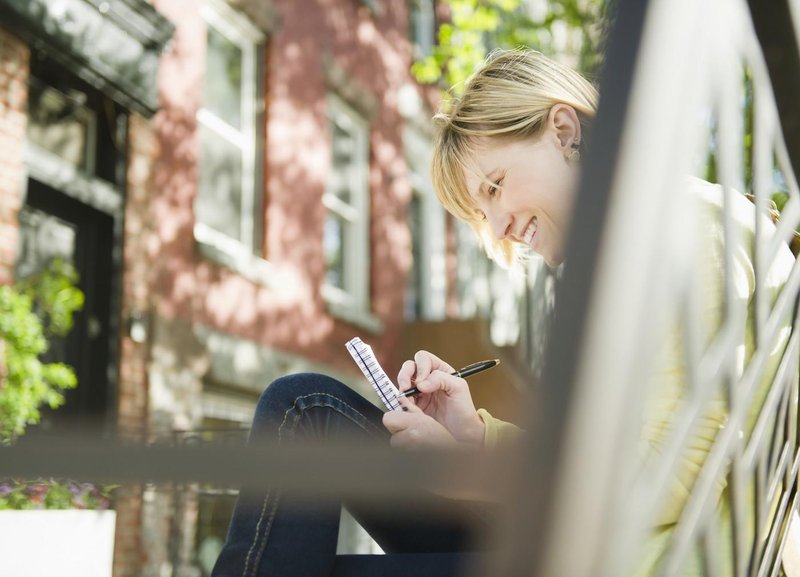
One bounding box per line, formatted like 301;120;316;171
404;126;446;321
182;418;250;577
456;221;492;319
195;0;264;254
322;94;372;322
409;0;436;59
27;79;96;175
26;56;128;187
455;221;526;346
404;186;447;321
405;193;424;319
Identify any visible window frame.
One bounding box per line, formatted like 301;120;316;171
321;93;379;331
404;124;447;321
409;0;437;59
194;0;265;258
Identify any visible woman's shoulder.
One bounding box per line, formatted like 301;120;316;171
683;176;751;217
682;176;791;243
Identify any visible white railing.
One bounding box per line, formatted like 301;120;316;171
493;0;800;576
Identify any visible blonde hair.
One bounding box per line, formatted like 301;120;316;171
431;49;599;267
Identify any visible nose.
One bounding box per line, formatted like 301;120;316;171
486;209;513;240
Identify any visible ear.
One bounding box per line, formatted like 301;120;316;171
546;103;582;154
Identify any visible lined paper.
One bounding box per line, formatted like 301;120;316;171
345;337;401;411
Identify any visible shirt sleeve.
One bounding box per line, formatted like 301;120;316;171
477;408;524;449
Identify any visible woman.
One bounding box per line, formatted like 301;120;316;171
213;48;789;576
211;48;592;577
428;47;796;577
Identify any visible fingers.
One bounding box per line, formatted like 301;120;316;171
413;350;455;381
382;402;422;434
389;428;426;449
382;410;456;450
395;350;455;392
398;394;421;413
382;409;406;434
397;360;417;392
414;370;468;398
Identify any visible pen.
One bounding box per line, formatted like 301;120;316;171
398;359;500;398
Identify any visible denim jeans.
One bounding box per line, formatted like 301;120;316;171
211;373;490;577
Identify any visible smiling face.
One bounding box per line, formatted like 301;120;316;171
464;107;580;267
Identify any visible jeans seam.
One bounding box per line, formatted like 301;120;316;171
245;489;281;577
277;392;384;441
242;490;271;577
242;391;384;577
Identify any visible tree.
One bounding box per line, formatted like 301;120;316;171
412;0;612;93
0;258;84;443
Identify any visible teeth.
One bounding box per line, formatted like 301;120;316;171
522;218;537;245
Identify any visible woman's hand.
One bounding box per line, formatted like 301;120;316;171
395;350;485;447
382;400;458;450
383;400;490;500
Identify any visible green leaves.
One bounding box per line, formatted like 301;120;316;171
411;0;611;93
16;257;84;338
0;479;116;510
0;259;83;443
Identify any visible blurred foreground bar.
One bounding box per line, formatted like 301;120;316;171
0;433;515;504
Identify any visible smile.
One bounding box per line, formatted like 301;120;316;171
522;217;537;246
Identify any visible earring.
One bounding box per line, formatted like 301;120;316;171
568;141;581;164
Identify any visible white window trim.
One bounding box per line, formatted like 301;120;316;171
194;222;280;289
24;143;123;217
404;125;447;320
410;0;436;59
322;93;381;332
195;0;264;261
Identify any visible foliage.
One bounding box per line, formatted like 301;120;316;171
704;67;799;252
0;478;115;510
412;0;612;93
0;262;112;512
0;258;85;443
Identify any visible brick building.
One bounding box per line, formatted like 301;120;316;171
0;0;531;574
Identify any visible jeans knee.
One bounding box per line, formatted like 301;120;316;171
254;373;347;422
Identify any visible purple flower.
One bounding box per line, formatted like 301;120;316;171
0;478;115;509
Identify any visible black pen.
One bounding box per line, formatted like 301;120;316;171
398;359;500;398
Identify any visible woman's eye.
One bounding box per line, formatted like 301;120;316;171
488;178;504;197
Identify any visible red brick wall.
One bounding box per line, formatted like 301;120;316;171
113;112;158;577
112;485;146;577
116;1;421;571
149;0;415;378
0;28;28;285
119;113;158;437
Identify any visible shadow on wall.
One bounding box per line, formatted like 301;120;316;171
400;317;528;424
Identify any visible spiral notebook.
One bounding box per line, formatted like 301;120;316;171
345;337;401;411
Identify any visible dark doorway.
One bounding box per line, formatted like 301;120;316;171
16;179;115;431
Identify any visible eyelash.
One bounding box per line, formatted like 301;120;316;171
488;177;504;198
476;175;505;221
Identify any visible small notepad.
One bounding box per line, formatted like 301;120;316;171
345;337;401;411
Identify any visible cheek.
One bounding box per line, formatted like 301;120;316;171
540;164;576;216
512;173;554;211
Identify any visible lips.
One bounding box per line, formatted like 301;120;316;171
521;217;537;246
